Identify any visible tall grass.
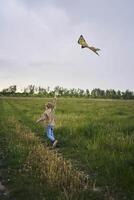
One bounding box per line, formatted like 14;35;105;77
0;103;94;199
0;98;134;199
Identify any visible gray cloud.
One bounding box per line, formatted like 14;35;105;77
0;0;134;91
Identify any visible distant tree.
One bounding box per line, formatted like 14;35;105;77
122;90;134;99
9;85;17;94
116;90;122;99
106;89;117;99
111;89;117;99
23;85;35;95
54;86;64;96
77;88;85;97
99;89;105;98
85;89;90;97
38;86;47;95
69;88;75;97
28;85;35;94
62;88;69;96
68;88;82;97
105;89;110;98
1;85;17;95
0;85;134;99
1;88;9;95
91;88;104;98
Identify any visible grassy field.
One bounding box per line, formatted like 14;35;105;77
0;97;134;200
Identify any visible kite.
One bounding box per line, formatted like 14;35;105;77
78;35;100;56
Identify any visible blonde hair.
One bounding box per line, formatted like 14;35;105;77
46;102;54;110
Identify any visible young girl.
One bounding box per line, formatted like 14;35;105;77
36;98;58;147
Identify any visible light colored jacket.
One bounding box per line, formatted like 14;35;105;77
37;108;55;126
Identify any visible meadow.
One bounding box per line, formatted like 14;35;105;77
0;97;134;200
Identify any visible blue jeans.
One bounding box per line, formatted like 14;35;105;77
46;125;55;143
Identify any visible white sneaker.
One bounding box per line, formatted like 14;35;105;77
53;140;58;147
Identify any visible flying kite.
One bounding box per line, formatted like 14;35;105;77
78;35;100;56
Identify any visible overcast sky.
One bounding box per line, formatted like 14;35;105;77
0;0;134;91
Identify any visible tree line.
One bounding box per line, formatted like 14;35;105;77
0;85;134;99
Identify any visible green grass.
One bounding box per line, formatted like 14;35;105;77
0;97;134;199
